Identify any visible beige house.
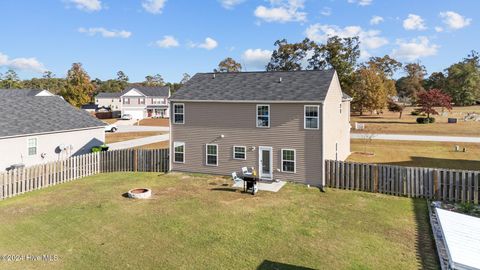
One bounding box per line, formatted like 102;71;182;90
0;90;105;171
95;86;170;120
169;70;351;187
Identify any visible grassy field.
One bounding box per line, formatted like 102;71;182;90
348;139;480;170
105;131;166;144
351;105;480;137
0;173;438;270
136;140;169;149
138;118;169;127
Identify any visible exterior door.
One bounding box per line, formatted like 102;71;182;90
258;146;273;180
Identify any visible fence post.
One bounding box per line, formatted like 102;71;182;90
373;165;379;193
133;149;138;172
433;169;439;200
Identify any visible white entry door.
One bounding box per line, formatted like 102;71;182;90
258;146;273;180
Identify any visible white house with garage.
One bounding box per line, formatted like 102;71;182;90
95;86;170;120
0;89;105;171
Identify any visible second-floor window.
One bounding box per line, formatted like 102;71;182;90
304;105;319;129
256;104;270;128
139;98;145;105
152;98;165;105
173;103;184;124
123;98;130;105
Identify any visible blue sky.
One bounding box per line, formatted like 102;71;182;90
0;0;478;82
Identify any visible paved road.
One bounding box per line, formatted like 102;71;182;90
351;133;480;143
108;133;170;150
116;125;169;133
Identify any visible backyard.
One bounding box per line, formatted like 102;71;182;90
0;172;438;269
105;131;166;144
351;105;480;137
348;139;480;170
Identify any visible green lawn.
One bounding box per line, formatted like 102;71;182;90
0;173;438;270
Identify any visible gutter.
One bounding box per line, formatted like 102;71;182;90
168;99;325;104
0;126;105;140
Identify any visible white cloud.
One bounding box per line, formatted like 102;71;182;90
219;0;244;9
68;0;102;12
370;16;384;25
254;0;307;23
78;27;132;38
154;35;179;48
242;49;272;69
392;37;439;61
190;37;218;50
347;0;372;6
403;14;427;30
305;23;388;57
0;52;46;73
435;26;444;32
142;0;167;14
440;11;471;30
320;7;332;16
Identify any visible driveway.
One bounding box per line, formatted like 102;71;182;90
115;119;138;126
351;133;480;143
108;133;170;150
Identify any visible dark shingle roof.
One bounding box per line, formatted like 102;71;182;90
0;89;47;97
96;92;122;98
0;96;105;138
170;70;336;101
124;86;170;97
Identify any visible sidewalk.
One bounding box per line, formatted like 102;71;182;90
108;134;170;150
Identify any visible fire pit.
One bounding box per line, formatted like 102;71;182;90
127;188;152;199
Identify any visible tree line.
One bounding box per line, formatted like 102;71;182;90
215;36;480;113
0;64;191;107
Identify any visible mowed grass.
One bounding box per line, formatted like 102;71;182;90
351;105;480;137
105;131;166;144
136;140;169;149
349;139;480;170
138;118;169;127
0;173;438;270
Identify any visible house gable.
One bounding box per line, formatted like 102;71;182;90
122;88;145;97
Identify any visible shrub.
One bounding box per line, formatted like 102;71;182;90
411;110;420;116
416;117;435;124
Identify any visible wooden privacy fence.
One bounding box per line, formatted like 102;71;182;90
0;148;169;200
325;160;480;204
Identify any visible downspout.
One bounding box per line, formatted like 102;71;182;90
320;103;326;190
168;100;172;173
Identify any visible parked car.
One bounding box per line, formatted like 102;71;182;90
104;124;118;132
121;114;132;120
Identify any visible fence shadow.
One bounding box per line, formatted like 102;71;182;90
384;156;480;171
256;260;316;270
412;199;440;270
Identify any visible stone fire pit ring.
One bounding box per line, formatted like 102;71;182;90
127;188;152;199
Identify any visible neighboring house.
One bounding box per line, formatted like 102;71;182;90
95;86;170;119
0;89;55;97
169;70;351;187
0;90;105;171
95;92;122;111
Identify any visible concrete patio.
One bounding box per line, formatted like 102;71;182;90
232;180;287;192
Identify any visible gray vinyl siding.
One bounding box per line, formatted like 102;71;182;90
170;102;323;186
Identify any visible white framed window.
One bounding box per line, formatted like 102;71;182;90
28;138;37;156
304;105;319;130
233;146;246;160
173;142;185;163
152;98;165;105
139;98;145;105
123;98;130;105
173;103;184;124
256;104;270;128
206;144;218;166
281;149;296;173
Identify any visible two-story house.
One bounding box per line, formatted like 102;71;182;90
168;70;351;187
95;86;170;119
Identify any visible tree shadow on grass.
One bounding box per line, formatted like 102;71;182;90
257;260;316;270
412;199;440;270
210;187;238;192
356;120;417;124
383;156;480;171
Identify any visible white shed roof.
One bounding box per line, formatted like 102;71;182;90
436;208;480;270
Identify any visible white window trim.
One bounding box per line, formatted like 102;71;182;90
233;145;247;160
256;104;270;128
27;137;38;156
205;144;218;166
173;141;185;164
173;103;185;124
281;148;296;173
304;105;320;130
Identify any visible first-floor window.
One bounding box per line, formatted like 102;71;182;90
233;146;246;160
281;149;295;173
174;142;185;163
206;144;218;166
28;138;37;156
